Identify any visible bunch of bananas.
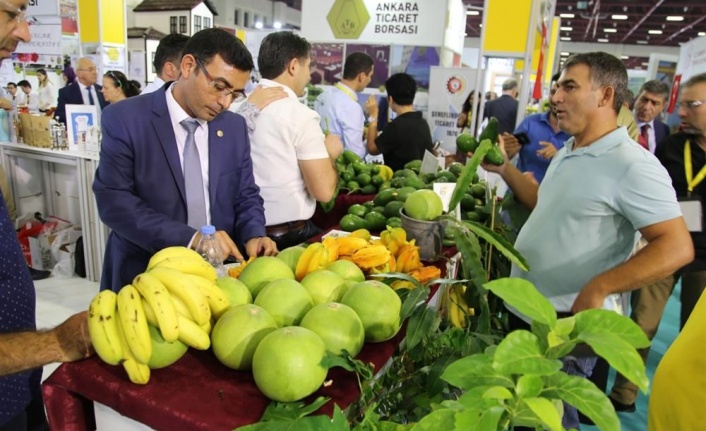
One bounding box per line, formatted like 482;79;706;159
443;284;474;329
87;246;231;384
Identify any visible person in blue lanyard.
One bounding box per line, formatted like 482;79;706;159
0;3;94;431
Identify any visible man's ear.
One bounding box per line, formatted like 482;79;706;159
599;86;615;108
288;58;299;77
180;54;196;79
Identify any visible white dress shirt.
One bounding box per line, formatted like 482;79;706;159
38;82;56;111
165;83;211;224
141;76;165;95
81;84;102;111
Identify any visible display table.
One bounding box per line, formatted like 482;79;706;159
311;193;375;232
0;142;107;281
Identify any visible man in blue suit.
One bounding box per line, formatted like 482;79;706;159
55;57;108;124
633;79;671;153
93;28;277;292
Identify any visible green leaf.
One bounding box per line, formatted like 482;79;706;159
475;406;505;431
482;386;514;400
574;309;650;349
493;330;563;375
448;139;493;212
456;386;500;410
425;353;461;397
259;397;330;421
461;220;529;271
576;331;649;392
399;285;431;322
542;373;620;431
522;397;563;431
320;351;374;381
484;278;557;326
453;408;485;430
405;305;440;350
409;408;456;431
515;374;544;398
238;403;349;431
441;354;514;389
553;316;576;337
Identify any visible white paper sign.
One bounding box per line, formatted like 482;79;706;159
420;150;440;174
680;200;702;232
433;182;456;213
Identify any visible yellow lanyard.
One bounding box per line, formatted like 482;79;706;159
684;139;706;194
335;82;358;102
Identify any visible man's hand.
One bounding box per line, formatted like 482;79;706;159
501;132;521;158
245;236;278;258
193;231;245;262
537;141;558;159
477;134;510;175
325;133;344;160
571;281;609;313
365;95;379;118
246;85;287;110
54;311;94;362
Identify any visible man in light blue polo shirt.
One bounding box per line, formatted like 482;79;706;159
484;52;693;430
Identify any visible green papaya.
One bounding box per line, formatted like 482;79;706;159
478;117;499;145
342;149;362;164
484;145;505;166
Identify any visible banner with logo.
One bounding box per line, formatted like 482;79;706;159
302;0;447;48
427;66;478;155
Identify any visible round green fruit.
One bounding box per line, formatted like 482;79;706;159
216;276;252;309
237;256;295;297
276;246;306;273
300;302;365;357
325;259;365;282
341;280;402;342
300;269;346;305
147;324;188;369
211;304;278;370
404;189;444;221
254;279;313;327
252;326;328;402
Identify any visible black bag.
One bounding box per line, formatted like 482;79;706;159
74;236;86;278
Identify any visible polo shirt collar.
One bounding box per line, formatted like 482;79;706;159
564;126;630;157
259;78;298;100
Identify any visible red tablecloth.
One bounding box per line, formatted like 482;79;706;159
311;193;375;232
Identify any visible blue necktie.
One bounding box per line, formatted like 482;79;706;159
86;86;95;105
180;118;207;229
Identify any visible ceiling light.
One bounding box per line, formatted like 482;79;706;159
254;21;263;29
273;21;282;29
699;32;706;36
612;15;628;20
642;62;649;66
636;40;648;44
560;26;573;31
666;16;684;21
560;52;570;56
597;38;609;42
604;28;617;33
560;13;575;18
648;30;663;35
620;55;629;59
466;10;479;15
560;36;571;41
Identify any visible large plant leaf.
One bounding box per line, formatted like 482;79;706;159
259;397;330;421
515;374;544;398
399;285;430;322
405;305;440;350
576;331;649;392
448;139;493;212
482;386;514;400
542;373;620;431
441;354;514;389
484;278;557;326
425;353;461;396
462;221;529;271
409;408;456;431
237;402;349;431
522;397;562;431
456;386;501;410
574;309;650;349
493;330;563;375
453;408;486;430
475;406;505;431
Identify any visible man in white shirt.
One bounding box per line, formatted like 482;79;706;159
314;51;375;159
248;31;343;249
55;57;108;124
142;33;189;95
6;81;25;106
16;80;37;113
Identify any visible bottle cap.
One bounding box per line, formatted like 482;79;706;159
200;225;216;235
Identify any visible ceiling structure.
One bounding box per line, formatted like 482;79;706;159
462;0;706;69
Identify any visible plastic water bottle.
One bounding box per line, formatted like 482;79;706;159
195;225;225;277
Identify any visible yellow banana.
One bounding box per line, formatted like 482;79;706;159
447;285;464;329
148;266;211;326
87;290;123;366
133;272;179;342
172;295;195;320
454;284;475;317
142;299;158;327
115;316;151;384
200;318;212;335
116;284;152;364
152;256;217;283
186;274;230;319
147;246;204;271
177;314;211;350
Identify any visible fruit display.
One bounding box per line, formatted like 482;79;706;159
455;116;504;166
87;246;232;384
335;149;394;195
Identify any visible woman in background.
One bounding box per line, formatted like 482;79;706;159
36;68;56;112
100;70;140;104
61;66;76;87
456;90;481;133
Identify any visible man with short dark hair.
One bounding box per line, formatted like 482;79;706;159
633;79;671;153
142;33;190;94
483;78;519;134
93;28;278;292
483;52;693;429
16;79;37;112
6;81;24;106
0;3;94;430
315;51;376;158
247;31;343;249
365;73;434;171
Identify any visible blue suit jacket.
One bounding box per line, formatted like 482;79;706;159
55;82;108;124
654;118;670;147
92;85;267;292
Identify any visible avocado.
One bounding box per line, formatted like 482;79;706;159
340;214;369;232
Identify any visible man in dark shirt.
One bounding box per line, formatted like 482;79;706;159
365;73;434;171
483;78;519;135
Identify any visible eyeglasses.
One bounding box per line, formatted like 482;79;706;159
0;0;27;23
676;100;705;110
106;71;122;88
195;58;247;103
